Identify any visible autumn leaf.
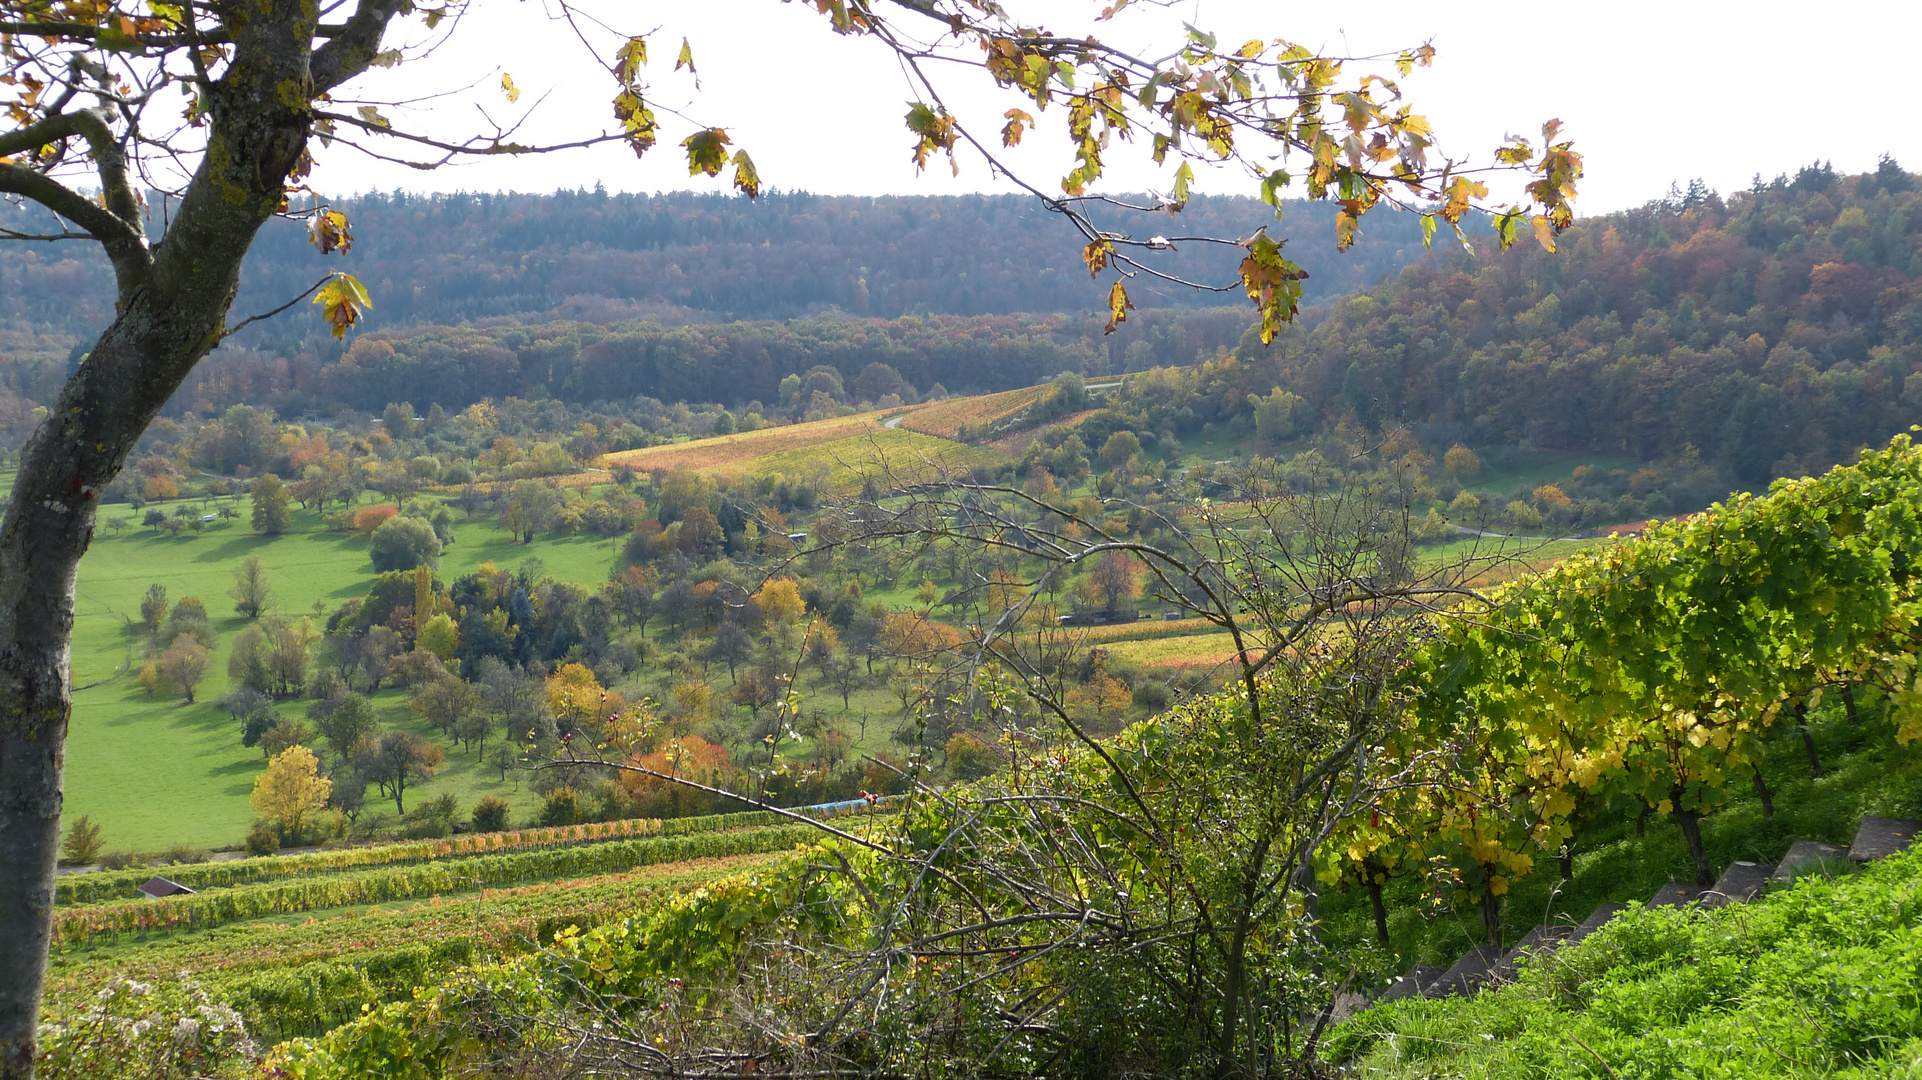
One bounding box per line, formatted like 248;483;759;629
355;105;391;130
500;73;520;103
730;150;761;198
1531;214;1557;253
682;128;732;177
613;90;658;156
1082;237;1113;278
312;273;371;338
1001;108;1034;147
1171;161;1194;210
676;37;698;86
1103;280;1134;334
613;36;648;84
305;209;351;255
905;102;957;173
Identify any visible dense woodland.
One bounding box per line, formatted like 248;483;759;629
0;189;1440;366
6;165;1914;501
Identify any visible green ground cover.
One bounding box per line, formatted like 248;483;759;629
1328;840;1922;1078
65;500;621;852
1462;452;1635;503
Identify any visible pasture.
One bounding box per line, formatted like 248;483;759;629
65;502;623;852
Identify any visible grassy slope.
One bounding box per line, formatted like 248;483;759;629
67;502;621;852
1328;842;1922;1078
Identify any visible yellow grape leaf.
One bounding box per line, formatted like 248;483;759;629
614;36;648;84
1001;108;1035;147
676;37;698;82
1529;214;1557;253
1171;161;1193;209
1103;281;1134;335
312;273;371;338
355;105;391;130
730;150;761;198
500;73;521;103
1082;238;1112;278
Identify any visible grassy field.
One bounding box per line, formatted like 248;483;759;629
1102;630;1244;671
66;501;623;852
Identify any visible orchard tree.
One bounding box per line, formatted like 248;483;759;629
0;0;1582;1071
250;473;292;535
250;745;331;841
228;554;273;618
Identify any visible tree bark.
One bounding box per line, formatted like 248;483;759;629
1795;698;1823;777
1843;683;1859;726
0;4;403;1073
1368;880;1389;948
1674;807;1714;886
1481;888;1503;950
1751;764;1774;818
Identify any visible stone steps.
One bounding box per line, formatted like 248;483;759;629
1369;814;1916;1010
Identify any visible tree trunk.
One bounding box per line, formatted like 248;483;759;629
1843;683;1859;725
1559;843;1574;880
0;7;396;1068
1368;880;1389;948
1801;727;1824;778
1481;888;1503;950
1793;697;1823;777
1674;807;1714;886
1751;764;1774;818
1636;808;1648;837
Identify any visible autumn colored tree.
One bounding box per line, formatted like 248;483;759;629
416;613;460;661
250;746;332;841
752;578;806;626
544;662;605;738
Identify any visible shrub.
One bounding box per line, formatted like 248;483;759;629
471;796;511;834
244;820;281;857
1131;679;1174;710
945;733;999;781
401;793;461;839
353;504;400;534
155;843;211;865
538;787;583;827
99;850;140;871
368;515;442;572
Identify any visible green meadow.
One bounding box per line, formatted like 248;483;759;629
65;497;625;853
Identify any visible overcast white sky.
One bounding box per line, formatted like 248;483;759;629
317;0;1922;214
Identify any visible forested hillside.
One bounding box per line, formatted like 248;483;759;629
1070;160;1922;488
0;189;1439;361
1271;160;1922;482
